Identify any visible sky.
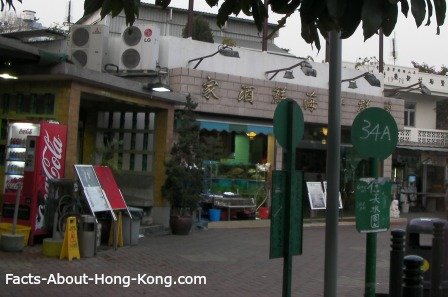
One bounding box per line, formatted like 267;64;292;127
7;0;448;70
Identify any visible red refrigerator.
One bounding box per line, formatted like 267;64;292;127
2;121;67;245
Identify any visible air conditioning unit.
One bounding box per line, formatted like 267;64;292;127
68;25;109;72
118;24;160;72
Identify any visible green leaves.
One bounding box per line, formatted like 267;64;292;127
1;0;21;11
327;0;347;20
77;0;446;55
411;0;427;27
84;0;140;26
211;0;445;52
382;0;399;36
155;0;171;9
339;0;363;38
362;0;383;40
434;0;447;28
252;0;268;32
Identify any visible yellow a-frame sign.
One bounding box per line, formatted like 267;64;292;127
60;216;81;261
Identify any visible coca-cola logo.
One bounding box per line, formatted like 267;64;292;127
41;130;64;201
19;128;33;135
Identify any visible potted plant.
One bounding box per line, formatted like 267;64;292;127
162;95;204;235
255;163;271;219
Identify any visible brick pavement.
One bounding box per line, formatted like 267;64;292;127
0;212;445;297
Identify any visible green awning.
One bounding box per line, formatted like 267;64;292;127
197;119;273;135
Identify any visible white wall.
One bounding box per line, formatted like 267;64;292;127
159;36;384;97
415;100;437;129
344;61;448;96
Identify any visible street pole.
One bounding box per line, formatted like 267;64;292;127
365;158;379;297
187;0;194;38
262;0;268;52
282;100;295;297
379;29;384;73
323;30;342;297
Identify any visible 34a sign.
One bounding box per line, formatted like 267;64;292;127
351;107;398;160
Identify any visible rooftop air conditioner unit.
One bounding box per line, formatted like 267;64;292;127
68;24;109;72
118;24;160;72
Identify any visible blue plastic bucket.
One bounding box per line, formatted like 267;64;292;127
209;209;221;222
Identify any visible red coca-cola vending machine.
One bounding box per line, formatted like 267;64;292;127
2;121;67;245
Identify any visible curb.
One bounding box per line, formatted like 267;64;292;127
206;217;408;229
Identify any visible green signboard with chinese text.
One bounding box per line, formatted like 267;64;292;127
355;178;391;233
269;170;303;259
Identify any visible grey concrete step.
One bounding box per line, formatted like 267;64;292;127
139;224;170;236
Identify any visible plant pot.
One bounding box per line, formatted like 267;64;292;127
258;207;269;219
169;215;193;235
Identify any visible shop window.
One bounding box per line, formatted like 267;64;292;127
95;111;155;173
426;165;445;193
43;93;55;114
1;93;54;115
404;102;416;127
1;94;9;113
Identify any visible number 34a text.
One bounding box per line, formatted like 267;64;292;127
360;120;391;141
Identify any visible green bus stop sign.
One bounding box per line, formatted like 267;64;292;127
273;99;304;149
351;107;398;160
355;178;391;233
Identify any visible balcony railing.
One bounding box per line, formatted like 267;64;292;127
398;127;448;146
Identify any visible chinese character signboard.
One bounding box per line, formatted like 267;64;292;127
238;85;255;104
202;76;220;100
303;91;318;112
272;87;286;104
355;178;391;233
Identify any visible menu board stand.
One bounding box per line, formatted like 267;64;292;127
74;165;116;222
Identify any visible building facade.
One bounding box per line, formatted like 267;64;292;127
5;3;431;229
345;61;448;212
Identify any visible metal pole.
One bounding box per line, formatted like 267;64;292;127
262;0;268;51
187;0;194;38
430;221;445;297
379;29;384;74
365;158;379;297
282;100;295;297
323;30;341;297
389;229;406;297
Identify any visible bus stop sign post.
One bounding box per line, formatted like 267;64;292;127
351;107;398;297
270;99;304;297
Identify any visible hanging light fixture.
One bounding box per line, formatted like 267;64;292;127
246;131;257;140
348;81;357;89
341;72;381;88
383;81;432;97
265;59;317;80
0;62;18;80
283;70;294;79
143;65;172;92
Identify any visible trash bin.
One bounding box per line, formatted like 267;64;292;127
209;208;221;221
122;207;143;246
405;218;448;292
78;215;97;258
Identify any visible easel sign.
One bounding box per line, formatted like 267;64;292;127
306;182;326;210
94;166;131;218
323;181;343;209
74;165;116;220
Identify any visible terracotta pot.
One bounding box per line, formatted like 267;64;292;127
258;207;269;219
169;215;193;235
